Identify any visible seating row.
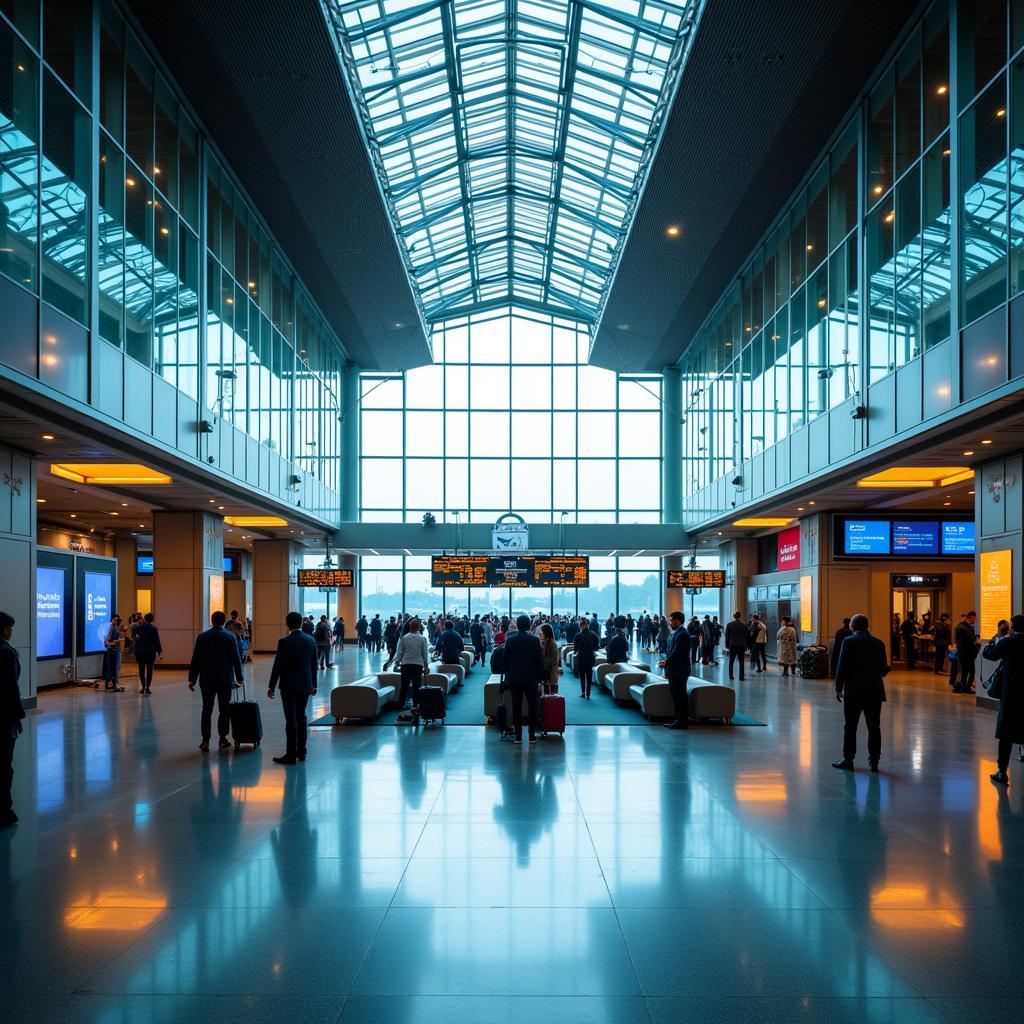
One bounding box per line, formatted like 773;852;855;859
330;665;463;722
602;667;736;723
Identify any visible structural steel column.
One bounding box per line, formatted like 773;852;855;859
340;364;360;523
661;366;682;524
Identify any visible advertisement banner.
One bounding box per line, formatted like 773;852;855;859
980;549;1012;641
777;526;801;570
36;566;66;658
82;570;112;653
800;575;813;634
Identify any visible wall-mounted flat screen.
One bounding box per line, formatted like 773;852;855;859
892;521;939;555
223;554;237;575
431;555;589;587
81;570;112;653
296;568;354;588
36;565;66;658
844;519;891;555
942;521;975;555
667;569;726;588
136;553;154;575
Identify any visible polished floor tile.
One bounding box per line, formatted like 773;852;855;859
7;651;1024;1023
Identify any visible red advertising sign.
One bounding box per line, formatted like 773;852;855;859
777;526;801;570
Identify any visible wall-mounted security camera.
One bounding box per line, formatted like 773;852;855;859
199;419;215;433
850;405;867;419
731;475;743;487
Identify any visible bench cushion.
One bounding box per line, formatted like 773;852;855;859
330;673;400;720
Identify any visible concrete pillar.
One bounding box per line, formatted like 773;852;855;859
340;364;360;523
114;536;138;620
661;366;682;524
225;549;253;622
153;511;225;666
0;444;36;707
976;452;1024;706
253;539;300;652
662;554;683;616
335;553;358;639
722;538;757;622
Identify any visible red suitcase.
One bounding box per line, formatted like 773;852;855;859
540;694;565;737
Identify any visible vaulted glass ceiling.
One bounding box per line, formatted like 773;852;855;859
322;0;703;326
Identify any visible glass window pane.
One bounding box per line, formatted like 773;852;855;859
511;459;551;510
577;460;615;508
511;316;550;361
511;365;551;408
406;410;442;455
44;0;91;102
406;363;443;407
406;458;443;509
361;458;399;508
470;459;509;509
361;410;403;455
470;411;509;456
470;364;509;408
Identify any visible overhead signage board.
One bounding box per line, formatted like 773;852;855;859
431;555;589;588
667;569;726;588
892;521;940;555
844;519;891;555
296;568;354;588
942;521;975;555
492;513;529;550
836;516;973;557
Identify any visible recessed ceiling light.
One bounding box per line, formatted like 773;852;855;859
943;501;951;506
981;439;992;444
121;502;128;507
968;490;975;495
665;225;681;237
69;513;76;518
218;506;225;510
109;511;119;516
36;498;45;503
732;518;793;528
224;515;288;527
41;434;54;440
963;450;974;456
808;501;816;505
50;463;172;485
797;506;804;511
208;499;215;503
138;524;145;528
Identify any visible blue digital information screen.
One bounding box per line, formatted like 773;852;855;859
892;520;939;555
941;521;975;555
82;571;112;653
136;554;154;575
36;566;66;658
844;519;891;555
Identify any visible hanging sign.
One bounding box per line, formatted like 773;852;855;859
492;512;529;550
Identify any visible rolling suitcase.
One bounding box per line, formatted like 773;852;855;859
540;693;565;737
229;681;263;748
418;685;446;726
493;698;509;736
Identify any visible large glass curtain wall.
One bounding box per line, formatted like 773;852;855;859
0;1;342;490
680;0;1024;498
358;555;674;621
360;309;663;523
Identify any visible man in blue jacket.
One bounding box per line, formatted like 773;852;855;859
833;613;889;773
434;619;465;665
605;627;629;665
268;611;318;765
188;610;244;752
659;610;691;730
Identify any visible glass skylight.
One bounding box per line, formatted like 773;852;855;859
323;0;703;326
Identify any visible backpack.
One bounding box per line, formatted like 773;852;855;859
490;644;504;675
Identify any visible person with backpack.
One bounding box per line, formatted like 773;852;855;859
573;617;600;699
314;615;333;670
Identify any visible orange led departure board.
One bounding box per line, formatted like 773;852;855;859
432;555;589;587
667;569;726;588
296;568;354;588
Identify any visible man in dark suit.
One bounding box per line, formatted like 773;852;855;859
188;610;245;752
830;617;853;677
502;614;545;745
606;627;629;665
0;612;25;826
434;619;465;665
833;613;889;773
267;611;318;764
659;610;691;730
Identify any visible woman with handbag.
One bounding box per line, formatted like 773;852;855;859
540;623;561;695
982;617;1024;785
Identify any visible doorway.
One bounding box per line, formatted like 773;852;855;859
891;573;949;668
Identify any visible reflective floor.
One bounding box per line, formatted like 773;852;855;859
4;647;1023;1023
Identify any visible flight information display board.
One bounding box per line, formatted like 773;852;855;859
296;568;353;588
431;555;589;587
667;569;726;588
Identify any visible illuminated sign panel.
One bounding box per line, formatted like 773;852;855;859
296;569;354;588
980;549;1012;640
777;526;801;570
431;555;589;587
667;570;726;588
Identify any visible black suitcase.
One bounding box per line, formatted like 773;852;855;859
229;682;263;748
418;685;446;726
493;697;509;736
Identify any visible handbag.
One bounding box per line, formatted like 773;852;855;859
985;663;1005;700
947;648;957;661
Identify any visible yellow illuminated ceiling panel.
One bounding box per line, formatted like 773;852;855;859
856;467;973;488
50;463;172;485
732;518;793;528
223;516;288;527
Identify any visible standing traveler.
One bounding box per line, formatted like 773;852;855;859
687;616;701;662
830;618;853;677
393;617;431;712
102;615;124;691
982;614;1024;786
832;614;889;773
131;612;162;694
0;612;25;826
503;614;545;745
301;615;315;637
383;616;400;664
658;615;671;656
953;612;980;693
434;619;465;665
539;623;561;694
724;611;751;681
932;613;952;674
890;613;901;663
355;615;368;649
470;615;486;666
188;610;245;752
333;615;346;654
314;615;333;670
751;615;768;672
573;618;600;699
267;611;318;764
901;614;919;670
777;617;798;676
369;613;383;653
660;610;691;729
700;615;716;665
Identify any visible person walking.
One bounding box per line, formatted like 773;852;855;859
777;617;798;676
724;611;751;681
573;617;600;699
832;614;889;773
267;611;318;764
314;615;333;670
901;613;919;670
102;614;124;691
660;610;691;730
932;613;952;674
539;623;561;694
333;615;346;654
301;615;315;637
700;615;716;665
503;614;545;745
751;615;768;672
369;613;383;653
188;611;245;752
953;611;980;693
0;612;25;826
982;614;1024;786
434;618;465;666
131;612;162;694
392;617;430;712
830;617;853;677
470;614;486;666
355;614;368;649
